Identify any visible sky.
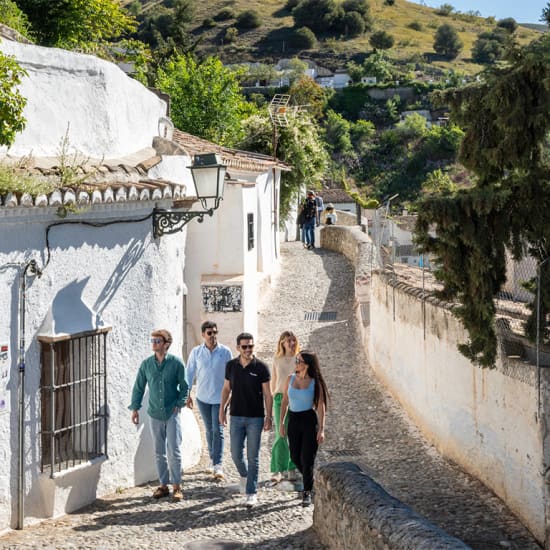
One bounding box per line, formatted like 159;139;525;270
409;1;547;24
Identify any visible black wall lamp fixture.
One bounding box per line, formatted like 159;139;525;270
153;153;226;238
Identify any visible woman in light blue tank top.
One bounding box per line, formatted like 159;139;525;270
279;350;329;507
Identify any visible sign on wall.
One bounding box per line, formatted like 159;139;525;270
202;285;242;313
0;343;9;414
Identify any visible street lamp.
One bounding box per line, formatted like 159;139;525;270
153;153;226;238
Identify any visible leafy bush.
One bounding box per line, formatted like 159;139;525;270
289;27;317;49
384;0;395;5
0;0;32;38
236;9;261;29
225;26;238;42
0;53;27;147
214;8;235;21
408;20;423;31
370;30;394;50
435;3;454;16
285;0;300;10
496;17;518;33
202;18;216;28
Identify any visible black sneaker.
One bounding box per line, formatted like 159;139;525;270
302;491;312;507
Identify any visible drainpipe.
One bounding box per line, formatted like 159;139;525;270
17;260;42;530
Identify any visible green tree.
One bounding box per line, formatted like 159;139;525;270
0;0;32;38
433;23;463;59
324;109;353;156
155;55;255;146
0;52;27;147
15;0;136;48
422;168;456;196
342;11;365;37
288;76;329;121
415;34;550;366
471;28;511;64
362;51;392;82
369;30;394;50
241;111;328;221
292;0;338;33
542;3;550;25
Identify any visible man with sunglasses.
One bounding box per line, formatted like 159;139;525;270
185;321;232;480
129;329;188;502
220;332;273;507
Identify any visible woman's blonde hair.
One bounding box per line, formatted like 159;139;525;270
275;330;300;358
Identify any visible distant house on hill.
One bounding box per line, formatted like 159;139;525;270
0;32;288;532
318;189;357;214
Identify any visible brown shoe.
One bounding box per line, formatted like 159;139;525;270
152;486;169;499
172;488;184;502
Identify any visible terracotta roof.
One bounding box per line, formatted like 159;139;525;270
172;129;290;174
0;160;185;209
318;189;354;203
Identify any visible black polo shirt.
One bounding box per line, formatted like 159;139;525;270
225;356;270;417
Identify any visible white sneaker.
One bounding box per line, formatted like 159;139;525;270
213;464;224;480
270;472;283;483
206;462;214;474
239;477;247;494
245;494;257;507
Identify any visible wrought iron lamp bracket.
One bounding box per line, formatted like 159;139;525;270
153;207;216;238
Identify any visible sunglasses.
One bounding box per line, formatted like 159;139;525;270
151;338;165;344
295;357;305;364
240;344;254;350
205;330;218;336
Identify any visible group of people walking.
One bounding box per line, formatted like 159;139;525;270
129;323;329;509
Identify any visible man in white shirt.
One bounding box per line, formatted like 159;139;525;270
186;321;232;479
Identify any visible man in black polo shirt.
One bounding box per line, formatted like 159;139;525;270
219;332;273;507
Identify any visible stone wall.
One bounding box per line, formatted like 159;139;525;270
319;224;547;546
314;462;469;550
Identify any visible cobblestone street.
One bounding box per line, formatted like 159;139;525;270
0;241;542;549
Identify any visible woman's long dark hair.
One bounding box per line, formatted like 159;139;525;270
300;350;329;409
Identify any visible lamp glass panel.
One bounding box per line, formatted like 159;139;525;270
192;166;220;198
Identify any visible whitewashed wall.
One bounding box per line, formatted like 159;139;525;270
368;274;544;541
0;204;200;530
0;39;167;159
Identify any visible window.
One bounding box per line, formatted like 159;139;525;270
40;331;108;476
247;213;254;251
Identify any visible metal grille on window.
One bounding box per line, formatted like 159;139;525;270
247;213;254;251
40;332;108;477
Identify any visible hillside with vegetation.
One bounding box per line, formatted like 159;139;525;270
125;0;542;75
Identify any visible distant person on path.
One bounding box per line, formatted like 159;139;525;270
302;190;318;249
185;321;232;480
129;329;188;502
220;332;273;507
324;203;337;225
270;330;299;483
315;193;324;226
280;350;328;507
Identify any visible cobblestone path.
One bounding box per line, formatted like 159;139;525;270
0;241;542;549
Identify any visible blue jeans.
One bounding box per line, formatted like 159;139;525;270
149;410;182;485
196;398;224;466
230;416;264;495
304;218;315;246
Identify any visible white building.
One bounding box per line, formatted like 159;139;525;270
0;33;286;532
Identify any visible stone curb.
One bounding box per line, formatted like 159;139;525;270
313;462;471;550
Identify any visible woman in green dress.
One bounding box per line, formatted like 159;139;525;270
270;330;299;483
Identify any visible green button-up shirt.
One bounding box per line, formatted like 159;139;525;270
129;353;188;421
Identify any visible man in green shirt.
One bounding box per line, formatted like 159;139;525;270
129;329;188;502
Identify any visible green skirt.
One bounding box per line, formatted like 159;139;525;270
271;392;296;473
